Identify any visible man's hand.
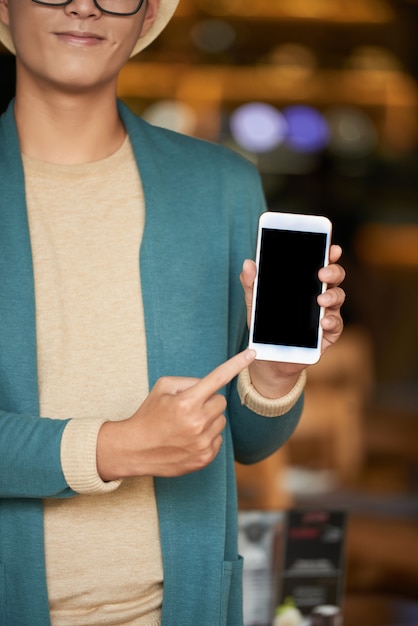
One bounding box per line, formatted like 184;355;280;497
240;244;346;398
97;349;256;481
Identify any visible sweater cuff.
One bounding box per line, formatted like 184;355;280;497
237;368;306;418
61;418;122;494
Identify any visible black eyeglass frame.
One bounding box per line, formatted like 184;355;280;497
32;0;145;16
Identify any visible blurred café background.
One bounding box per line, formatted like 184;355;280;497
1;0;418;623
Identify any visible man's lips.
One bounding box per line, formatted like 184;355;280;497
55;30;105;45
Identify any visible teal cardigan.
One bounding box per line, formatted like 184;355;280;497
0;100;302;625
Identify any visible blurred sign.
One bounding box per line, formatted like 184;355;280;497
275;510;347;624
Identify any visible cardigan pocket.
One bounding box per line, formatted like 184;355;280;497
0;564;6;623
220;556;243;625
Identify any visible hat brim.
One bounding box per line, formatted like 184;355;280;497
0;0;179;57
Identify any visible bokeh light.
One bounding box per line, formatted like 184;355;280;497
230;103;287;153
325;106;378;157
142;100;197;135
345;45;403;71
191;19;236;54
268;43;318;74
283;105;330;153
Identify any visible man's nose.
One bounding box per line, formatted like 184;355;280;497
63;0;101;18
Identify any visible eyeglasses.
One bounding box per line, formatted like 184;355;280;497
32;0;145;16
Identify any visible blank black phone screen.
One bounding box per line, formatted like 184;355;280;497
253;228;327;348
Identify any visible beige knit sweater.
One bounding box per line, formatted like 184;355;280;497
24;138;163;625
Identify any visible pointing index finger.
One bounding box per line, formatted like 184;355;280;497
194;349;256;400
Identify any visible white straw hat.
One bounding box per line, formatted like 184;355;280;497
0;0;179;56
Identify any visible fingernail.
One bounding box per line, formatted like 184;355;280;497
245;349;257;361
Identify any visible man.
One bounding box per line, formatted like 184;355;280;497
0;0;346;624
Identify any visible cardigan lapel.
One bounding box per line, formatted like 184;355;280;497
0;101;39;415
118;103;231;625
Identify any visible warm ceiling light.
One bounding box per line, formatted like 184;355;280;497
283;0;395;22
197;0;394;22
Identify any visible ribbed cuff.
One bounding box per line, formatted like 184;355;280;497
61;418;122;494
237;368;306;418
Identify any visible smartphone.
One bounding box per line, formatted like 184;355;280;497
248;211;332;364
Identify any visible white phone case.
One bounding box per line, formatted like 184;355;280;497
248;211;332;364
